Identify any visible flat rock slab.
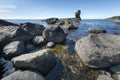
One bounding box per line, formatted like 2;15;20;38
12;49;56;75
97;75;114;80
75;33;120;68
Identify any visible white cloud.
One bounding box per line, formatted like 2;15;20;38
0;9;13;13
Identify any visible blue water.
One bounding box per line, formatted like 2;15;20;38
6;19;120;41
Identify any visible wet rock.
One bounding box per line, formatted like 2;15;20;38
21;22;45;36
0;19;18;26
75;33;120;68
44;18;59;24
3;41;25;58
97;75;114;80
12;49;56;75
0;58;14;79
26;44;35;51
110;64;120;73
43;25;67;43
1;70;45;80
88;28;107;33
0;26;33;47
32;36;46;45
46;42;55;48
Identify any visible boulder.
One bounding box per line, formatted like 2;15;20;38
64;19;78;30
0;26;33;47
75;33;120;68
12;49;56;75
46;42;55;48
32;36;46;45
3;41;25;58
0;19;17;26
97;75;114;80
44;18;59;24
43;25;67;43
88;28;107;33
20;22;45;36
110;64;120;74
0;58;14;79
1;70;45;80
112;74;120;80
26;44;35;51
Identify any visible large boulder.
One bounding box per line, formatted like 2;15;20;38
0;19;17;26
88;28;107;33
20;22;45;36
3;41;25;58
12;49;56;75
1;70;45;80
44;18;59;24
0;26;33;47
32;36;46;45
75;32;120;68
43;25;67;43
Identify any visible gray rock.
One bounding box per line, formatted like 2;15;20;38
46;42;55;48
112;74;120;80
21;22;45;36
26;44;35;51
0;26;33;47
43;25;67;43
44;18;59;24
3;41;25;58
0;19;18;26
75;33;120;68
110;64;120;74
88;28;107;33
0;58;15;79
12;49;56;75
1;70;45;80
97;75;114;80
33;36;46;45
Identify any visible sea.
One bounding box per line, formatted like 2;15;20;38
6;19;120;41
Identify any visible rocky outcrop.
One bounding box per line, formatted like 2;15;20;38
0;19;18;26
32;36;46;45
43;25;67;43
75;28;120;68
3;41;25;58
75;10;81;21
88;28;107;33
20;22;45;36
44;18;59;24
1;70;45;80
64;19;78;30
0;26;33;47
12;49;56;75
106;16;120;23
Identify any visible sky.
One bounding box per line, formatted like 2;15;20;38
0;0;120;19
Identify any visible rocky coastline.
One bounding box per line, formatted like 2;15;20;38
0;11;120;80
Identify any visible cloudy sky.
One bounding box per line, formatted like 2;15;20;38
0;0;120;19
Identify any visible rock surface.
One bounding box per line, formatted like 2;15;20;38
0;19;17;26
1;70;45;80
33;36;46;45
26;44;35;51
75;33;120;68
110;64;120;74
43;25;67;43
12;49;56;75
46;42;55;48
88;28;107;33
112;73;120;80
21;22;45;36
44;18;59;24
97;75;114;80
3;41;25;58
0;26;33;47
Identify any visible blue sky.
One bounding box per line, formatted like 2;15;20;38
0;0;120;19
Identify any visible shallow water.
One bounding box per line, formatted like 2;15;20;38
6;19;120;41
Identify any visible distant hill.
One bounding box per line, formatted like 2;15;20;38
106;16;120;22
